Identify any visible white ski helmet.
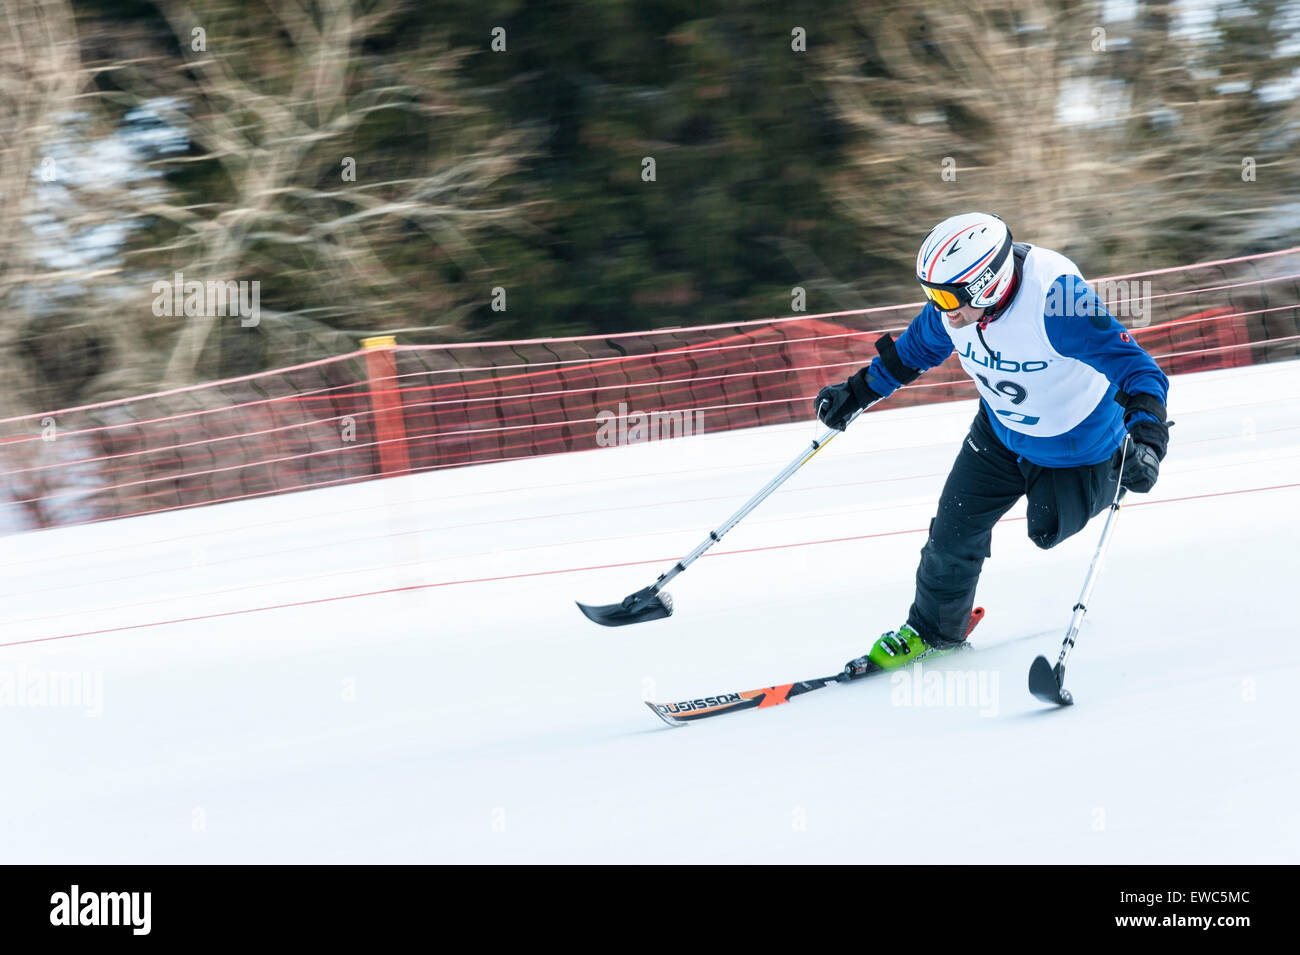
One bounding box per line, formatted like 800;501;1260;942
915;212;1015;312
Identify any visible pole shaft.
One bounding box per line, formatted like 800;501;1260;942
1056;490;1126;667
649;405;870;592
1055;440;1131;670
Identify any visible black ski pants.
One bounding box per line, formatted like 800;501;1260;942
906;403;1121;646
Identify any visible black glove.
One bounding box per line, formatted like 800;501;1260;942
815;368;879;431
1120;417;1169;493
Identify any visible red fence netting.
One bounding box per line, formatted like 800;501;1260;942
2;247;1298;534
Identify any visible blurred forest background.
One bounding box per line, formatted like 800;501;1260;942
2;0;1299;417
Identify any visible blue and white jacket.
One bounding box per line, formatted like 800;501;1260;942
864;244;1169;467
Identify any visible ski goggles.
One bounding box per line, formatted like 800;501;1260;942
918;282;970;312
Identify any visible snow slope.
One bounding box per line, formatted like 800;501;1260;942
2;361;1298;863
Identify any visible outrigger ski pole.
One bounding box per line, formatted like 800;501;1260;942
1028;434;1134;706
576;400;878;627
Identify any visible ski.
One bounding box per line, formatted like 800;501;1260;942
646;607;985;726
645;667;873;726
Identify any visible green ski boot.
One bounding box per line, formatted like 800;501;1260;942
869;624;951;669
842;608;984;679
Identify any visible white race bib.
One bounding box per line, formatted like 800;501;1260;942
945;246;1110;438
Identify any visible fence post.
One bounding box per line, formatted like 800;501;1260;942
362;335;411;477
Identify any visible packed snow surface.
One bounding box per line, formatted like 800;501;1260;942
2;361;1297;862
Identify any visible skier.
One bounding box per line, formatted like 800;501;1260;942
815;212;1170;673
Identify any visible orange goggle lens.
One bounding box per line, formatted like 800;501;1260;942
921;285;963;311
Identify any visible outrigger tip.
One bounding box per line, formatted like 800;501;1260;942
576;587;674;627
